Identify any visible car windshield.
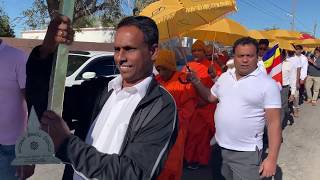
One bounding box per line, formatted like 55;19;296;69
67;55;90;77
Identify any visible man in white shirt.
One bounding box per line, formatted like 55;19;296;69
27;15;178;180
287;45;308;117
226;39;269;74
187;37;281;180
281;50;297;126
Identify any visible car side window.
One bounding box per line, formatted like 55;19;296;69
67;55;90;77
76;56;118;80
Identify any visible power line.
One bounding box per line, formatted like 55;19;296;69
264;0;312;33
240;0;288;21
265;0;291;14
245;0;290;21
241;0;312;33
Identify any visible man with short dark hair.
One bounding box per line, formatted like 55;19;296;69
290;45;308;117
187;37;282;179
26;15;177;180
258;39;269;59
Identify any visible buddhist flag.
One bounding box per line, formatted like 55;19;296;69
262;44;282;87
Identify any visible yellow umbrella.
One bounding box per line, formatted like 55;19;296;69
269;39;295;51
249;30;275;40
182;18;248;46
265;29;302;40
140;0;237;41
293;39;320;48
174;0;237;12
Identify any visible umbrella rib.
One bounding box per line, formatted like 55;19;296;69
167;20;171;39
196;12;209;25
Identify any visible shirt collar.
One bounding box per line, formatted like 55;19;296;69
108;75;152;97
229;67;261;80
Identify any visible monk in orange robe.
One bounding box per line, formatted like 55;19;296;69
182;40;222;169
155;49;197;180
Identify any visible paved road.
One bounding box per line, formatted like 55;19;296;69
29;102;320;180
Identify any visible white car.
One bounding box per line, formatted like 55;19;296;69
65;51;118;87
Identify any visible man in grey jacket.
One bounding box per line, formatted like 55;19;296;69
26;15;177;180
305;47;320;106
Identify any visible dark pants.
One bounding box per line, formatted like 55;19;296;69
0;144;18;180
299;84;307;104
211;144;262;180
281;86;290;129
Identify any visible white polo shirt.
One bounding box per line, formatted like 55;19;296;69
211;68;281;151
297;54;308;80
282;59;297;95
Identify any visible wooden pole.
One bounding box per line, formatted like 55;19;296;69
47;0;75;116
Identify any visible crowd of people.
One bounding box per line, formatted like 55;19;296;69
1;14;320;180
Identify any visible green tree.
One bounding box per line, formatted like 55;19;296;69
20;0;156;29
20;0;123;29
0;7;15;37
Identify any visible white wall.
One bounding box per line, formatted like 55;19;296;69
21;27;115;43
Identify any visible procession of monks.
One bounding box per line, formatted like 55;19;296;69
155;40;226;180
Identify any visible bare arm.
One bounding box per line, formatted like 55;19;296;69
39;15;74;59
289;65;297;96
189;76;218;104
296;67;301;88
266;108;281;161
186;68;218;104
259;108;282;177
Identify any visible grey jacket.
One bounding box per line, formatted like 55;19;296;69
308;57;320;77
26;46;178;180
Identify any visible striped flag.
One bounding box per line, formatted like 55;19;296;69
262;44;282;88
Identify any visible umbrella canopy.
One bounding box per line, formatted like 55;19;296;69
299;33;315;40
265;29;302;40
140;0;237;41
176;0;237;12
293;39;320;48
249;30;275;40
269;38;295;51
182;18;248;45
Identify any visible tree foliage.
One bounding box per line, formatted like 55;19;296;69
0;6;15;37
21;0;123;29
20;0;157;29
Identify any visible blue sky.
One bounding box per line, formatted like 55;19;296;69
2;0;319;37
2;0;33;37
228;0;319;37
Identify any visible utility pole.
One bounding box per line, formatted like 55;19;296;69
291;0;296;31
313;21;318;37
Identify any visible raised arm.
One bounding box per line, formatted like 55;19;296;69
186;70;218;104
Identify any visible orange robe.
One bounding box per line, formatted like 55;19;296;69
156;71;197;180
182;59;222;165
